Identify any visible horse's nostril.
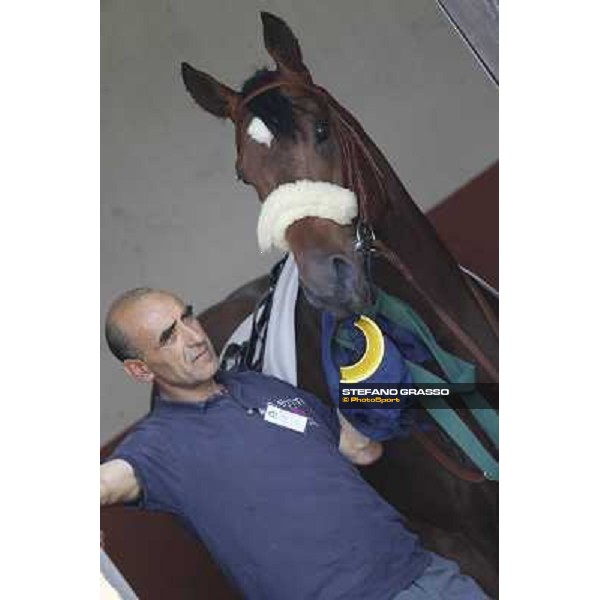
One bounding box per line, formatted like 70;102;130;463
331;256;354;285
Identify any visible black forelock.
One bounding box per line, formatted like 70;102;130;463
241;68;297;139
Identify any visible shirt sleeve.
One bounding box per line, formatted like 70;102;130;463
107;422;181;515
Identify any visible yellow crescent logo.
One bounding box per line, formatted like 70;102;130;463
339;315;385;383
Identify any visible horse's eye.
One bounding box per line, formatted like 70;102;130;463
314;120;329;143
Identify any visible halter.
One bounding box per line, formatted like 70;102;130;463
231;77;498;383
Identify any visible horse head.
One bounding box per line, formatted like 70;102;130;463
180;12;388;318
181;12;499;380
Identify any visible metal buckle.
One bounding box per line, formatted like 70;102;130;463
354;221;377;253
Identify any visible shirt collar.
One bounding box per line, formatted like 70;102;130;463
152;371;254;412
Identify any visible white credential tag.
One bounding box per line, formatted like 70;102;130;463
264;404;308;433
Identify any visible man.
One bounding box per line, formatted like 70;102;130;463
101;287;487;599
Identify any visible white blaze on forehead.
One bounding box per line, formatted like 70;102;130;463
247;116;274;147
257;180;358;253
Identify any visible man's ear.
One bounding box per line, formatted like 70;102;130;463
260;12;312;83
181;62;240;120
123;359;155;384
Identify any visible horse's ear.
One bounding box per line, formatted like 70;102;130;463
260;12;312;82
181;62;240;120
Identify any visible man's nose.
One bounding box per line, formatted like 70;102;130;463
235;161;247;184
181;320;203;344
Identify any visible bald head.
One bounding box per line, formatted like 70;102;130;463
105;287;172;362
104;288;218;396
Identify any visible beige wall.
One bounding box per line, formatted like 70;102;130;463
101;0;498;442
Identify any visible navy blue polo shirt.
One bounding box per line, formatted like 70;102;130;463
110;371;429;599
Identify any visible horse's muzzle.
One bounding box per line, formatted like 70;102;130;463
299;253;370;317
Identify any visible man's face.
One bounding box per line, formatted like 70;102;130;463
119;292;219;388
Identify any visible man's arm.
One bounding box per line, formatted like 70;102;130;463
100;459;141;506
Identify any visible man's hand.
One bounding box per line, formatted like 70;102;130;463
100;459;141;506
338;412;383;465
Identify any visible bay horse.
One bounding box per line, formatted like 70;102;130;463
183;12;499;597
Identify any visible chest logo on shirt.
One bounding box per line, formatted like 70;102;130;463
261;397;319;431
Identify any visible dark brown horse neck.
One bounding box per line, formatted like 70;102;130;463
314;86;499;382
346;120;499;381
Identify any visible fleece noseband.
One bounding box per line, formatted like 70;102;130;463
256;180;358;252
